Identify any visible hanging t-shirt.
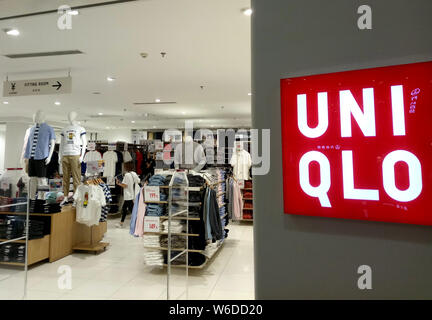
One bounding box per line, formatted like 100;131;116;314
122;171;140;201
73;184;106;227
83;151;102;176
60;125;86;156
102;151;118;178
135;150;143;175
230;149;252;180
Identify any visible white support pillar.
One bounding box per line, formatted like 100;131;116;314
4;122;29;169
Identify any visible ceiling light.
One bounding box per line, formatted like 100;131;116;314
3;101;9;105
248;92;252;96
153;126;156;128
107;77;116;82
131;121;135;123
181;111;186;115
242;8;253;16
4;29;20;36
155;98;161;103
67;10;79;15
54;101;61;106
98;112;103;116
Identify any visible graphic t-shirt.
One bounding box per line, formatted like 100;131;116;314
61;125;86;156
83;151;103;176
73;184;106;227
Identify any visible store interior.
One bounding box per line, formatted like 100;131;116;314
0;0;254;300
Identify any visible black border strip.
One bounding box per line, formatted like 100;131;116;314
0;0;139;21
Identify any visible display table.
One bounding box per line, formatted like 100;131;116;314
0;206;108;266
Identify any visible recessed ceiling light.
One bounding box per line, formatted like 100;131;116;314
131;121;135;123
93;92;101;95
155;98;161;103
181;111;186;115
54;101;61;106
4;29;20;36
67;10;79;15
153;125;156;128
107;77;116;82
3;101;9;105
248;92;252;96
105;126;109;129
98;112;103;116
242;8;253;16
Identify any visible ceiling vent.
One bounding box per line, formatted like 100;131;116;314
4;50;83;59
133;101;177;105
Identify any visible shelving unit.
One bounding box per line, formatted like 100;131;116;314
235;180;254;222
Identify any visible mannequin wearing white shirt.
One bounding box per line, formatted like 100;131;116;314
59;112;87;162
230;142;252;181
25;110;56;199
59;111;88;199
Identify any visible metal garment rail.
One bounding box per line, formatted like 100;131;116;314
167;171;189;300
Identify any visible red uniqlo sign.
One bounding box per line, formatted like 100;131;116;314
280;61;432;225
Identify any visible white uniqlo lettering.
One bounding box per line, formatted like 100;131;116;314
342;150;379;200
382;150;422;202
297;92;329;138
299;151;331;207
340;88;376;137
390;85;406;136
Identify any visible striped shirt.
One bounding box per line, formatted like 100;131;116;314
30;124;40;158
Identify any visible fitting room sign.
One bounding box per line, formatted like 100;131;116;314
3;77;72;97
280;61;432;225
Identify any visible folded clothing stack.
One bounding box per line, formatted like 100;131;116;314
29;199;61;214
143;235;160;247
146;203;166;217
161;220;184;234
244;180;253;188
148;175;166;186
144;250;164;266
0;216;45;240
244;201;253;209
164;251;206;266
0;197;13;212
160;235;186;249
187;174;205;187
0;243;25;263
10;198;27;212
243;212;253;219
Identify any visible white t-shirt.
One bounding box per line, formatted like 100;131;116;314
73;184;106;227
230;149;252;180
102;151;118;178
83;151;102;176
61;125;86;156
122;171;140;201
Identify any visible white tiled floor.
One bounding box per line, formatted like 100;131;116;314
0;218;254;300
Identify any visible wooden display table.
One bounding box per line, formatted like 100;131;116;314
0;206;108;266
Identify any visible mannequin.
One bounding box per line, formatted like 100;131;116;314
174;135;206;171
230;141;252;180
23;110;56;199
59;111;87;199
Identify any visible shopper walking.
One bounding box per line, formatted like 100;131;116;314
115;162;140;228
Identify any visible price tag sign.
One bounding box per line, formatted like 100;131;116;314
87;142;96;151
144;216;160;233
144;186;160;202
108;143;116;151
238;180;245;189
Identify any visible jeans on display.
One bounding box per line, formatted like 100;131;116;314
146;203;165;216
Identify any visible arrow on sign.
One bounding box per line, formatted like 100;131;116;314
52;81;62;90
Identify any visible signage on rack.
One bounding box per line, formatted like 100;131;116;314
108;143;116;151
86;160;105;175
87;142;96;151
3;77;72;97
280;61;432;226
144;216;160;233
144;186;160;202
